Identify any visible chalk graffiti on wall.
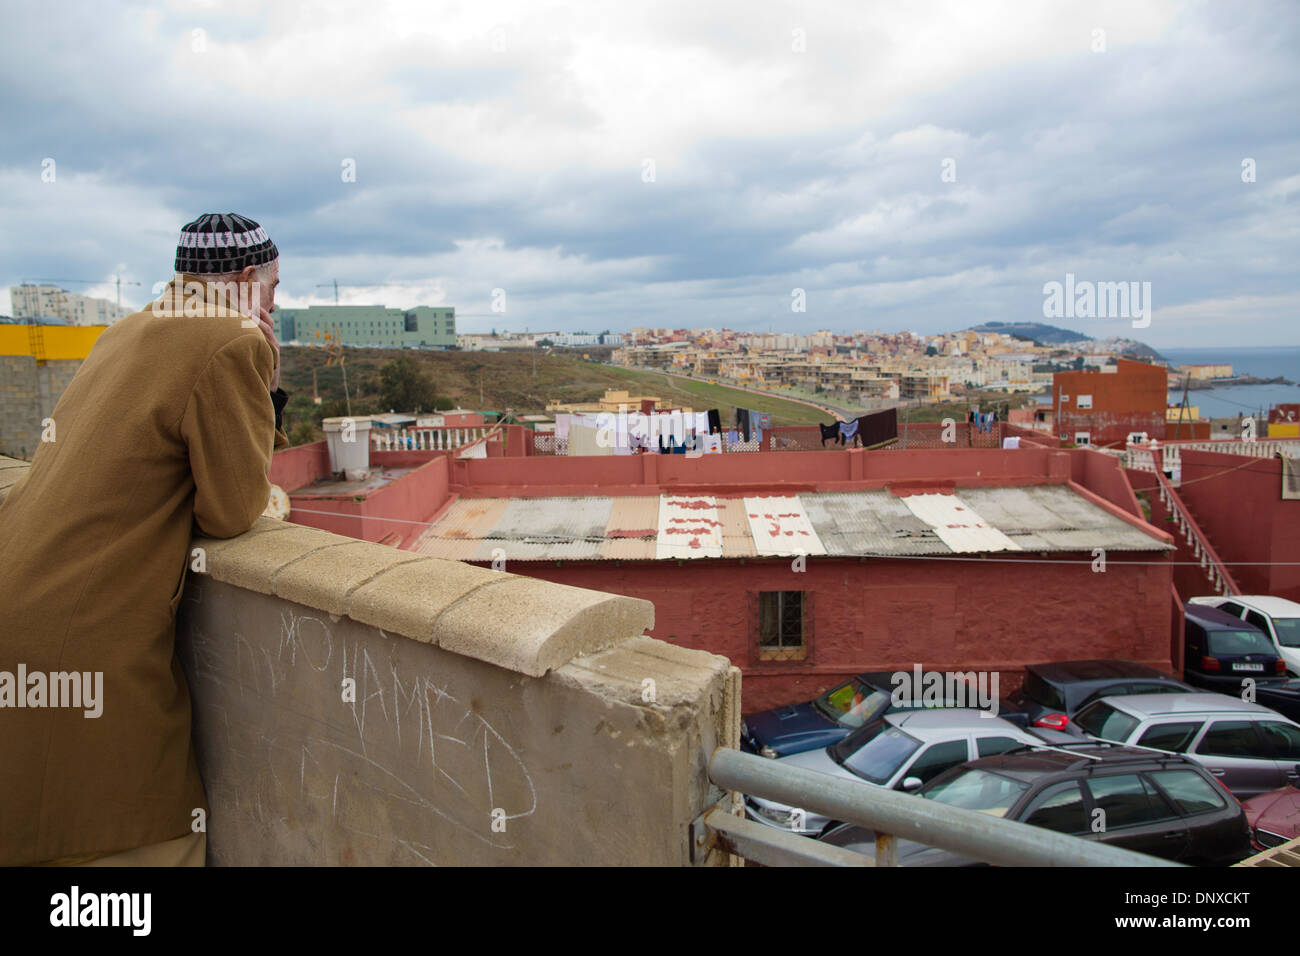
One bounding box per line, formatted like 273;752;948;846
183;598;536;863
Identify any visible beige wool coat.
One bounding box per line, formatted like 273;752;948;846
0;276;288;865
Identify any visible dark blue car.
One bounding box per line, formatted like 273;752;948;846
741;671;1023;758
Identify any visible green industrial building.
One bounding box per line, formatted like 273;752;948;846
274;305;456;349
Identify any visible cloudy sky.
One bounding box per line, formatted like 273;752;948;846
2;0;1297;346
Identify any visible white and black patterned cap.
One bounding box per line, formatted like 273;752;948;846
175;212;278;274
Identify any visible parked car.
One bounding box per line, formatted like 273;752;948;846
1251;680;1300;723
741;670;1021;759
1006;659;1196;731
1183;604;1287;689
819;745;1252;866
743;709;1044;835
1069;693;1300;798
1240;780;1300;851
1188;595;1300;677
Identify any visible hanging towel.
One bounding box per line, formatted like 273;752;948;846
857;408;898;448
839;419;860;441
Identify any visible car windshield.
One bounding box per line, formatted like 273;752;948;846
1019;672;1065;711
923;768;1030;817
817;680;894;728
1272;618;1300;649
1208;629;1278;656
836;724;922;785
1074;701;1139;742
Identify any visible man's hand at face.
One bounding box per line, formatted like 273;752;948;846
249;306;281;391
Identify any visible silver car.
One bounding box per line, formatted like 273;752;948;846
1071;693;1300;798
744;709;1043;835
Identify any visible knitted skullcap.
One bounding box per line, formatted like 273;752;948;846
174;212;278;274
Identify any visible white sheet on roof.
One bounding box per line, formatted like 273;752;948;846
743;495;827;557
899;493;1022;553
656;494;724;559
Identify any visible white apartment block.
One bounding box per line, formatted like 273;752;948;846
10;284;131;325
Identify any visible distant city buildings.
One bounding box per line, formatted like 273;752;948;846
8;284;130;325
1177;363;1234;380
274;304;455;349
608;325;1190;414
457;330;622;350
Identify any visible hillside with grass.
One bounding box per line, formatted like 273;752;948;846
276;347;830;444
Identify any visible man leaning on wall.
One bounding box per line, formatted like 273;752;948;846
0;213;291;866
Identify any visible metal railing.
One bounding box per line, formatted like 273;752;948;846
1150;463;1239;596
370;426;495;451
696;748;1180;867
1113;439;1300;476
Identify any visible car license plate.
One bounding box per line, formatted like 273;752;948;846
1234;663;1264;672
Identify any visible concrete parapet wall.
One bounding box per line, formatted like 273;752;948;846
1;454;742;865
180;578;736;865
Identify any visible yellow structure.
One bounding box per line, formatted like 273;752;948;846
0;323;107;362
547;388;685;414
1166;405;1200;421
1177;364;1232;380
1269;422;1300;438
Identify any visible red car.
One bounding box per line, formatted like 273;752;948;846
1242;780;1300;850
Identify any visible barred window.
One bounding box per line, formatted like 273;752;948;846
757;591;806;661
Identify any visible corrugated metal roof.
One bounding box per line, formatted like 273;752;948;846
492;496;612;542
743;496;827;556
958;486;1165;552
715;496;757;558
657;494;724;559
899;493;1023;554
801;492;943;556
409;484;1171;560
601;496;659;560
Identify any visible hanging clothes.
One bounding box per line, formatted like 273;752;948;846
707;409;722;435
737;408;751;442
667;409;684;445
858;408;899;448
839;419;860;442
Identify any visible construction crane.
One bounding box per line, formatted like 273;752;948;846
314;323;352;416
22;275;142;308
315;280;372;305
